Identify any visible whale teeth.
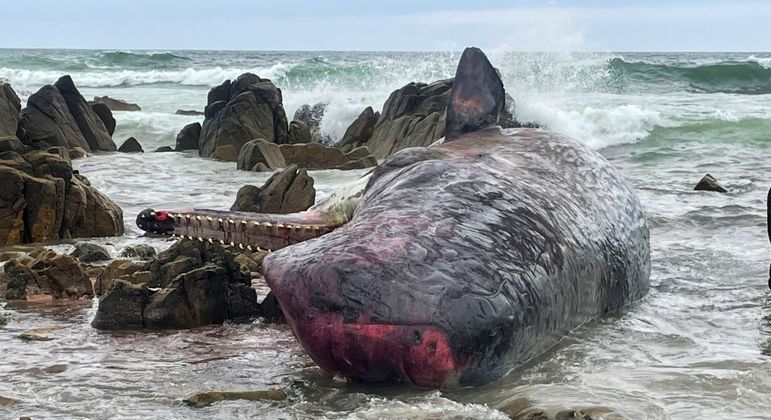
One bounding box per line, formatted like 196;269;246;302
230;242;235;247
219;240;225;245
277;223;285;229
197;237;203;242
196;216;202;221
241;220;247;225
207;238;213;243
238;243;244;249
187;235;194;240
185;215;191;220
206;216;213;222
246;245;253;251
265;222;272;228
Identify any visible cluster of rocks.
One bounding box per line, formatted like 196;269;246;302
0;148;124;246
91;240;266;329
170;73;380;171
2;248;93;300
337;77;520;159
231;165;315;213
15;76;118;154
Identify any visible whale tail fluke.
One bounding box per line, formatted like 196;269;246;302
444;47;506;140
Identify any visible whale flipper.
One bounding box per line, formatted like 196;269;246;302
444;47;506;139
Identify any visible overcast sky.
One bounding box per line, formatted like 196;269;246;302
3;0;770;51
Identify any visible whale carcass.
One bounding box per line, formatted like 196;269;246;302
138;47;650;388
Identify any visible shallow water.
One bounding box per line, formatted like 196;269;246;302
1;50;771;418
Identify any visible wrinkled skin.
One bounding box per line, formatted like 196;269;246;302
263;127;651;388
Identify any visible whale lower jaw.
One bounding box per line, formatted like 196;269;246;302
286;311;464;388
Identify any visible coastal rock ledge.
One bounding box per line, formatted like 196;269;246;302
0;149;124;246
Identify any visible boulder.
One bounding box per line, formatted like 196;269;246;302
118;137;144;153
3;251;92;300
70;242;111;263
0;83;21;138
91;280;149;329
175;109;204;116
0;137;26;155
236;139;285;171
92;96;141;111
175;122;201;151
694;174;728;193
154;146;174;153
287;120;312;144
94;259;148;296
62;173;124;239
336;106;379;152
259;291;286;323
19;84;91;151
199;73;289;161
366;77;520;159
55;76;116;152
90;103;115;136
279;142;377;171
184;389;286;408
120;244;157;260
230;165;315;214
69;147;87;160
93;241;259;329
293;102;327;143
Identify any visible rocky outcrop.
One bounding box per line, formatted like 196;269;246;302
175;122;201;151
294;102;327;143
367;79;452;158
175;109;204;116
199;73;289;161
0;83;21;138
336;106;379;153
366;77;520;158
70;242;111;263
92;96;141;111
92;241;259;329
120;244;157;260
2;249;92;300
90;103;115;136
0;137;26;154
230;165;315;214
18;76;117;153
154;146;174;153
55;77;117;152
0;149;124;246
287;120;311;144
694;174;728;193
280;142;377;170
236;139;286;171
118;137;143;153
237;139;376;172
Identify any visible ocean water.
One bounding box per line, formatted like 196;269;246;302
0;49;770;419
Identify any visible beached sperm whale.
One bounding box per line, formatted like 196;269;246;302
137;47;651;388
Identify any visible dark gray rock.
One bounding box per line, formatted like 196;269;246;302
236;139;286;171
55;76;116;152
175;122;201;151
90;103;115;136
175;109;204;116
230;165;315;214
93;241;258;330
19;84;91;151
367;79;451;159
3;259;39;300
120;244;157;260
293;102;327;143
69;147;87;159
694;174;728;193
70;242;111;263
154;146;174;153
0;137;26;154
259;291;285;323
336;106;379;152
0;83;21;138
91;280;149;329
118;137;143;153
199;74;289;161
279;142;377;171
287;120;311;144
92;96;141;111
